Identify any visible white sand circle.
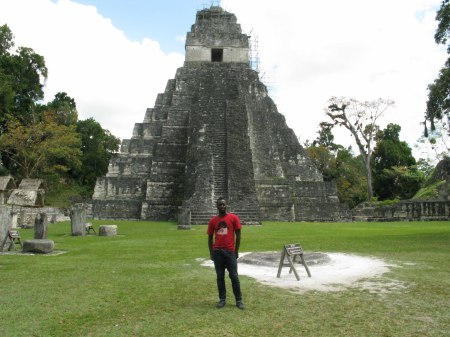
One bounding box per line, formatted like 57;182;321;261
201;252;401;293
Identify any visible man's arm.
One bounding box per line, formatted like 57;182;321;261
235;229;241;259
208;234;214;260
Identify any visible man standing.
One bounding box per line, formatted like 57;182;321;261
207;197;245;309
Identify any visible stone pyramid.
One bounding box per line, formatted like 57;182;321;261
92;6;347;224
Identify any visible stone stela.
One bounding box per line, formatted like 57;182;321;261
277;243;312;281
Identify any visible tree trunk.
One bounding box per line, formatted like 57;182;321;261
365;157;373;201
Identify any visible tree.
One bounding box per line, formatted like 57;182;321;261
416;117;450;164
306;123;367;208
334;149;367;208
0;24;120;204
0;111;81;179
325;96;395;201
0;24;14;54
312;122;343;151
307;145;337;181
73;118;120;195
0;24;48;129
372;124;423;200
42;92;78;126
425;0;450;133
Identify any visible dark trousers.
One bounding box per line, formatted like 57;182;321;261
213;249;242;302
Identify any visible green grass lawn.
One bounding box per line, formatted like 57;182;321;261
1;221;449;337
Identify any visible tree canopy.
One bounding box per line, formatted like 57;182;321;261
324;96;394;201
74;118;120;195
0;111;82;179
372;124;423;200
0;24;121;203
425;0;450;133
305;123;367;208
0;24;48;128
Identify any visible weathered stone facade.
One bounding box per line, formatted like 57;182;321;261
93;6;347;224
7;178;46;207
351;200;450;221
0;175;15;204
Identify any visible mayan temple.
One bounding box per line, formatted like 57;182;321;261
92;6;347;224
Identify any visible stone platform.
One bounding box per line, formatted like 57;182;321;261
238;251;331;267
22;239;54;254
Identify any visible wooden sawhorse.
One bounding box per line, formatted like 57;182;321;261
277;243;312;281
85;223;96;234
1;229;23;251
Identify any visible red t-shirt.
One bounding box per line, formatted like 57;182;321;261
207;213;242;251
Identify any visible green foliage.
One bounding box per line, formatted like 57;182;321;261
425;0;450;132
416;158;435;179
325;97;395;201
311;121;343;151
426;57;450;130
44;180;88;207
306;137;367;209
372;124;415;170
1;221;449;337
0;25;48;127
435;0;450;51
372;124;422;200
40;91;78;126
306;145;336;181
374;166;423;200
414;156;450;200
413;179;446;199
334;150;367;208
0;25;121;204
0;111;81;179
73;118;120;196
0;24;14;54
375;198;401;206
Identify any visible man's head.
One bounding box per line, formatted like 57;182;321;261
216;197;227;215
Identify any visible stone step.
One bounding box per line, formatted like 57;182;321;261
190;209;261;225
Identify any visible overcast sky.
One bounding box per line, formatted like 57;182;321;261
0;0;447;159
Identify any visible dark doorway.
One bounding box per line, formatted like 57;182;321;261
211;48;223;62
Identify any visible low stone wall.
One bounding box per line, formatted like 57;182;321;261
16;207;70;227
255;180;350;222
351;200;450;221
92;199;141;220
1;205;72;251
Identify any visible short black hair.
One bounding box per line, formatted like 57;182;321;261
216;197;226;204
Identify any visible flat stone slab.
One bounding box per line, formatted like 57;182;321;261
99;225;117;236
22;239;54;254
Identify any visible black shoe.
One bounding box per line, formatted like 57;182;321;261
216;300;226;308
236;301;245;310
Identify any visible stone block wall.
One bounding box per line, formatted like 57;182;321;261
256;180;294;221
185;7;249;64
93;199;142;219
352;200;450;221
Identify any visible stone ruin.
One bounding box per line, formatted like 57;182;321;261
0;175;15;204
92;6;348;224
7;178;45;208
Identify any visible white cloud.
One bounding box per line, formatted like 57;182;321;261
221;0;447;155
0;0;184;141
0;0;447;159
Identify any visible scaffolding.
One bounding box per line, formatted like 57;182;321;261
249;32;260;73
199;0;220;11
197;1;227;29
249;31;274;97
